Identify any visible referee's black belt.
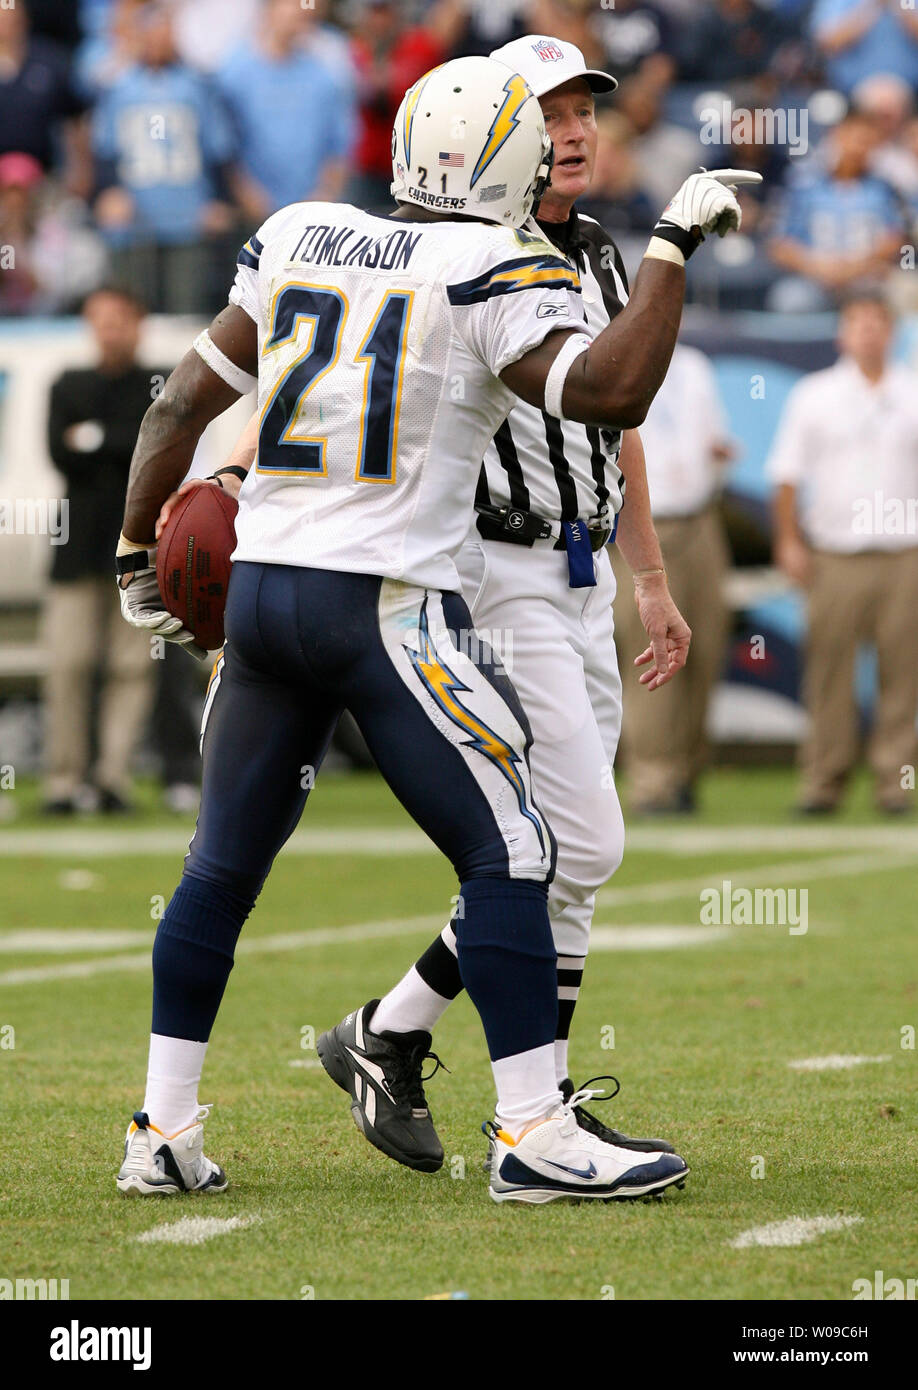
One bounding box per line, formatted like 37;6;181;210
475;504;610;552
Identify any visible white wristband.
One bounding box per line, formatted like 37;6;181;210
644;236;686;267
194;331;258;396
544;333;592;421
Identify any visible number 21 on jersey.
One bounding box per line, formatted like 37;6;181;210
258;282;413;485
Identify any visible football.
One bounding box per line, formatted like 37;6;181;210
156;483;238;651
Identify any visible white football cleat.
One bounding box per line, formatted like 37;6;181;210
486;1093;688;1205
116;1106;228;1195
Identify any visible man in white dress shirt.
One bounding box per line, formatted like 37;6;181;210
768;291;918;815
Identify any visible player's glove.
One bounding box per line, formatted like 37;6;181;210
652;168;763;260
115;539;207;660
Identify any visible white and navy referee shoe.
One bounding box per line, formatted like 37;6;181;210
317;1000;446;1173
486;1091;688;1205
116;1106;228;1195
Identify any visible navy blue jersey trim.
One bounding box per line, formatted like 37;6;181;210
236;233;264;271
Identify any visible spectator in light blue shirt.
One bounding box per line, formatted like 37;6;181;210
768;111;905;310
91;3;237;312
216;0;355;226
810;0;918;95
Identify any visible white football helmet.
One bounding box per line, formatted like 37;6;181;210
390;56;553;229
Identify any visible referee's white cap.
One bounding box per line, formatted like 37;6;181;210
490;34;618;99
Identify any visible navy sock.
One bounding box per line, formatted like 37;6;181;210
151;875;255;1041
454;877;557;1061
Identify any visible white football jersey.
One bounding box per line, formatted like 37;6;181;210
228;201;587;590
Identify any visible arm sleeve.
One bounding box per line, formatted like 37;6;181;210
227;209;288;322
228;237;262;322
765;381;814;487
447;245;588;377
613;242;629;296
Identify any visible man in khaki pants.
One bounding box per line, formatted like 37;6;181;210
43;288;162;814
612;343;733;814
769;291;918;815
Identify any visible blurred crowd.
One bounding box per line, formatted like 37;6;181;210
3;0;918;315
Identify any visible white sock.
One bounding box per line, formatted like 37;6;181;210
370;964;452;1036
493;1043;562;1138
554;1038;570;1087
142;1034;208;1136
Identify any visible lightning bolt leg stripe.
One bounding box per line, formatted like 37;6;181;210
405;602;545;855
378;584;552;875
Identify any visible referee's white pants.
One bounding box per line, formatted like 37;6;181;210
456;536;625;960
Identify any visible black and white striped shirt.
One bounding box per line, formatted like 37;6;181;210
475;209;629;528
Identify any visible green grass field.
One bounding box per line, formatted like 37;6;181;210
1;767;916;1301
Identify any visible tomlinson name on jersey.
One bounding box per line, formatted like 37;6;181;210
290;223;423;272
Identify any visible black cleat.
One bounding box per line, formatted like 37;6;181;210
318;1000;446;1173
561;1076;677;1155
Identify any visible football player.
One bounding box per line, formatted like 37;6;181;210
116;55;755;1203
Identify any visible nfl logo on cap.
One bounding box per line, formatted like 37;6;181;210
532;38;564;62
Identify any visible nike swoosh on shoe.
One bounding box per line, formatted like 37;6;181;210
543;1159;598;1180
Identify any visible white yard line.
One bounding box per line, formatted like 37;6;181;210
0;914;735;987
597;850;918;910
626;825;918;854
0;915;444;986
729;1215;863;1249
0;826;430;857
1;822;916;858
0;951;155;986
589;925;732;950
0;929;154;953
1;842;914;986
788;1054;891;1072
135;1215;261;1246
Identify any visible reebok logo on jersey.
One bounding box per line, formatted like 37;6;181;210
537;301;568;318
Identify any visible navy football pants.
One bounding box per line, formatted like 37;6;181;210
153;562;558;1061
